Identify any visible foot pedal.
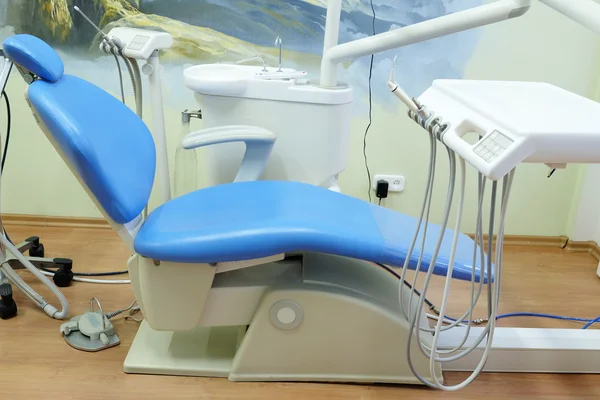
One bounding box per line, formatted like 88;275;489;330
60;297;119;352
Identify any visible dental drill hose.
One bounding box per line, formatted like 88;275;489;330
99;40;143;118
128;58;143;118
0;235;68;319
399;132;438;319
118;53;143;117
390;79;510;389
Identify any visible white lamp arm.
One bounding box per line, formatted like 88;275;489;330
320;0;531;87
539;0;600;35
182;125;276;182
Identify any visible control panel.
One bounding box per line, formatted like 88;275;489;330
106;27;173;60
473;130;514;164
416;79;600;181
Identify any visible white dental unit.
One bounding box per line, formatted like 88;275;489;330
183;57;351;191
3;0;600;394
332;0;600;389
180;1;534;191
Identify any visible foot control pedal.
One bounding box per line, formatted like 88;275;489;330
60;297;120;352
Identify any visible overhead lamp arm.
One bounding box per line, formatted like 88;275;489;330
319;0;532;87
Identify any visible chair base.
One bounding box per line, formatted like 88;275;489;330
124;321;243;378
124;319;436;385
124;253;444;386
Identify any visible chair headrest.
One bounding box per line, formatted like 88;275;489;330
2;34;64;83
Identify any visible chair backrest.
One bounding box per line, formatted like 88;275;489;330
2;34;156;225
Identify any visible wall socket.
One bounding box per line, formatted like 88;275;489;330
373;174;406;193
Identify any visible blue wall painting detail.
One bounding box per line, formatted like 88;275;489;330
0;0;485;107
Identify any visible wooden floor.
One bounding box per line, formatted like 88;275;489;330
1;224;600;399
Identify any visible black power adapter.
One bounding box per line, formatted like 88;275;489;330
376;180;389;200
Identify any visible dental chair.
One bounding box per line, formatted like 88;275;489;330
4;34;487;385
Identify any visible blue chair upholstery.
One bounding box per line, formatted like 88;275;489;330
3;34;64;82
135;180;486;282
3;35;156;225
3;34;488;283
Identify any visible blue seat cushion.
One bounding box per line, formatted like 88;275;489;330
135;181;489;282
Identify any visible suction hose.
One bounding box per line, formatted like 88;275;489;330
122;57;143;118
0;235;69;319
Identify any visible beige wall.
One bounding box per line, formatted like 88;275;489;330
1;2;599;236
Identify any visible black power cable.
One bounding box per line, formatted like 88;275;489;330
1;91;10;173
1;91;12;245
40;266;128;277
373;262;436;310
363;0;377;203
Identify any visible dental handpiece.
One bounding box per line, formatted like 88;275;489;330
387;55;428;120
387;80;421;114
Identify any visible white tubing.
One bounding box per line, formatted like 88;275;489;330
424;168;514;391
1;263;44;304
0;235;69;319
399;133;438;319
429;157;467;381
415;157;483;353
74;277;130;284
125;57;143;118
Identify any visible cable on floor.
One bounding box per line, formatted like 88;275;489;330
40;269;130;284
40;266;128;277
105;300;140;320
582;316;600;329
373;262;600;329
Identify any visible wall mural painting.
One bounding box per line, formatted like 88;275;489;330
1;0;484;109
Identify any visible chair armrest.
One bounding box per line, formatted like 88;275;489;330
182;125;276;182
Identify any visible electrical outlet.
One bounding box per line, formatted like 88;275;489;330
373;175;405;192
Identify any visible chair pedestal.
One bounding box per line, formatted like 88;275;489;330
124;253;442;385
124;322;244;377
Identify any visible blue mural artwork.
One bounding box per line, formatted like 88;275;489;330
0;0;485;107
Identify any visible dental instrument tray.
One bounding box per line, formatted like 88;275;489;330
416;80;600;180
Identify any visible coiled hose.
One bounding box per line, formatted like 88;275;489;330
0;234;68;319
